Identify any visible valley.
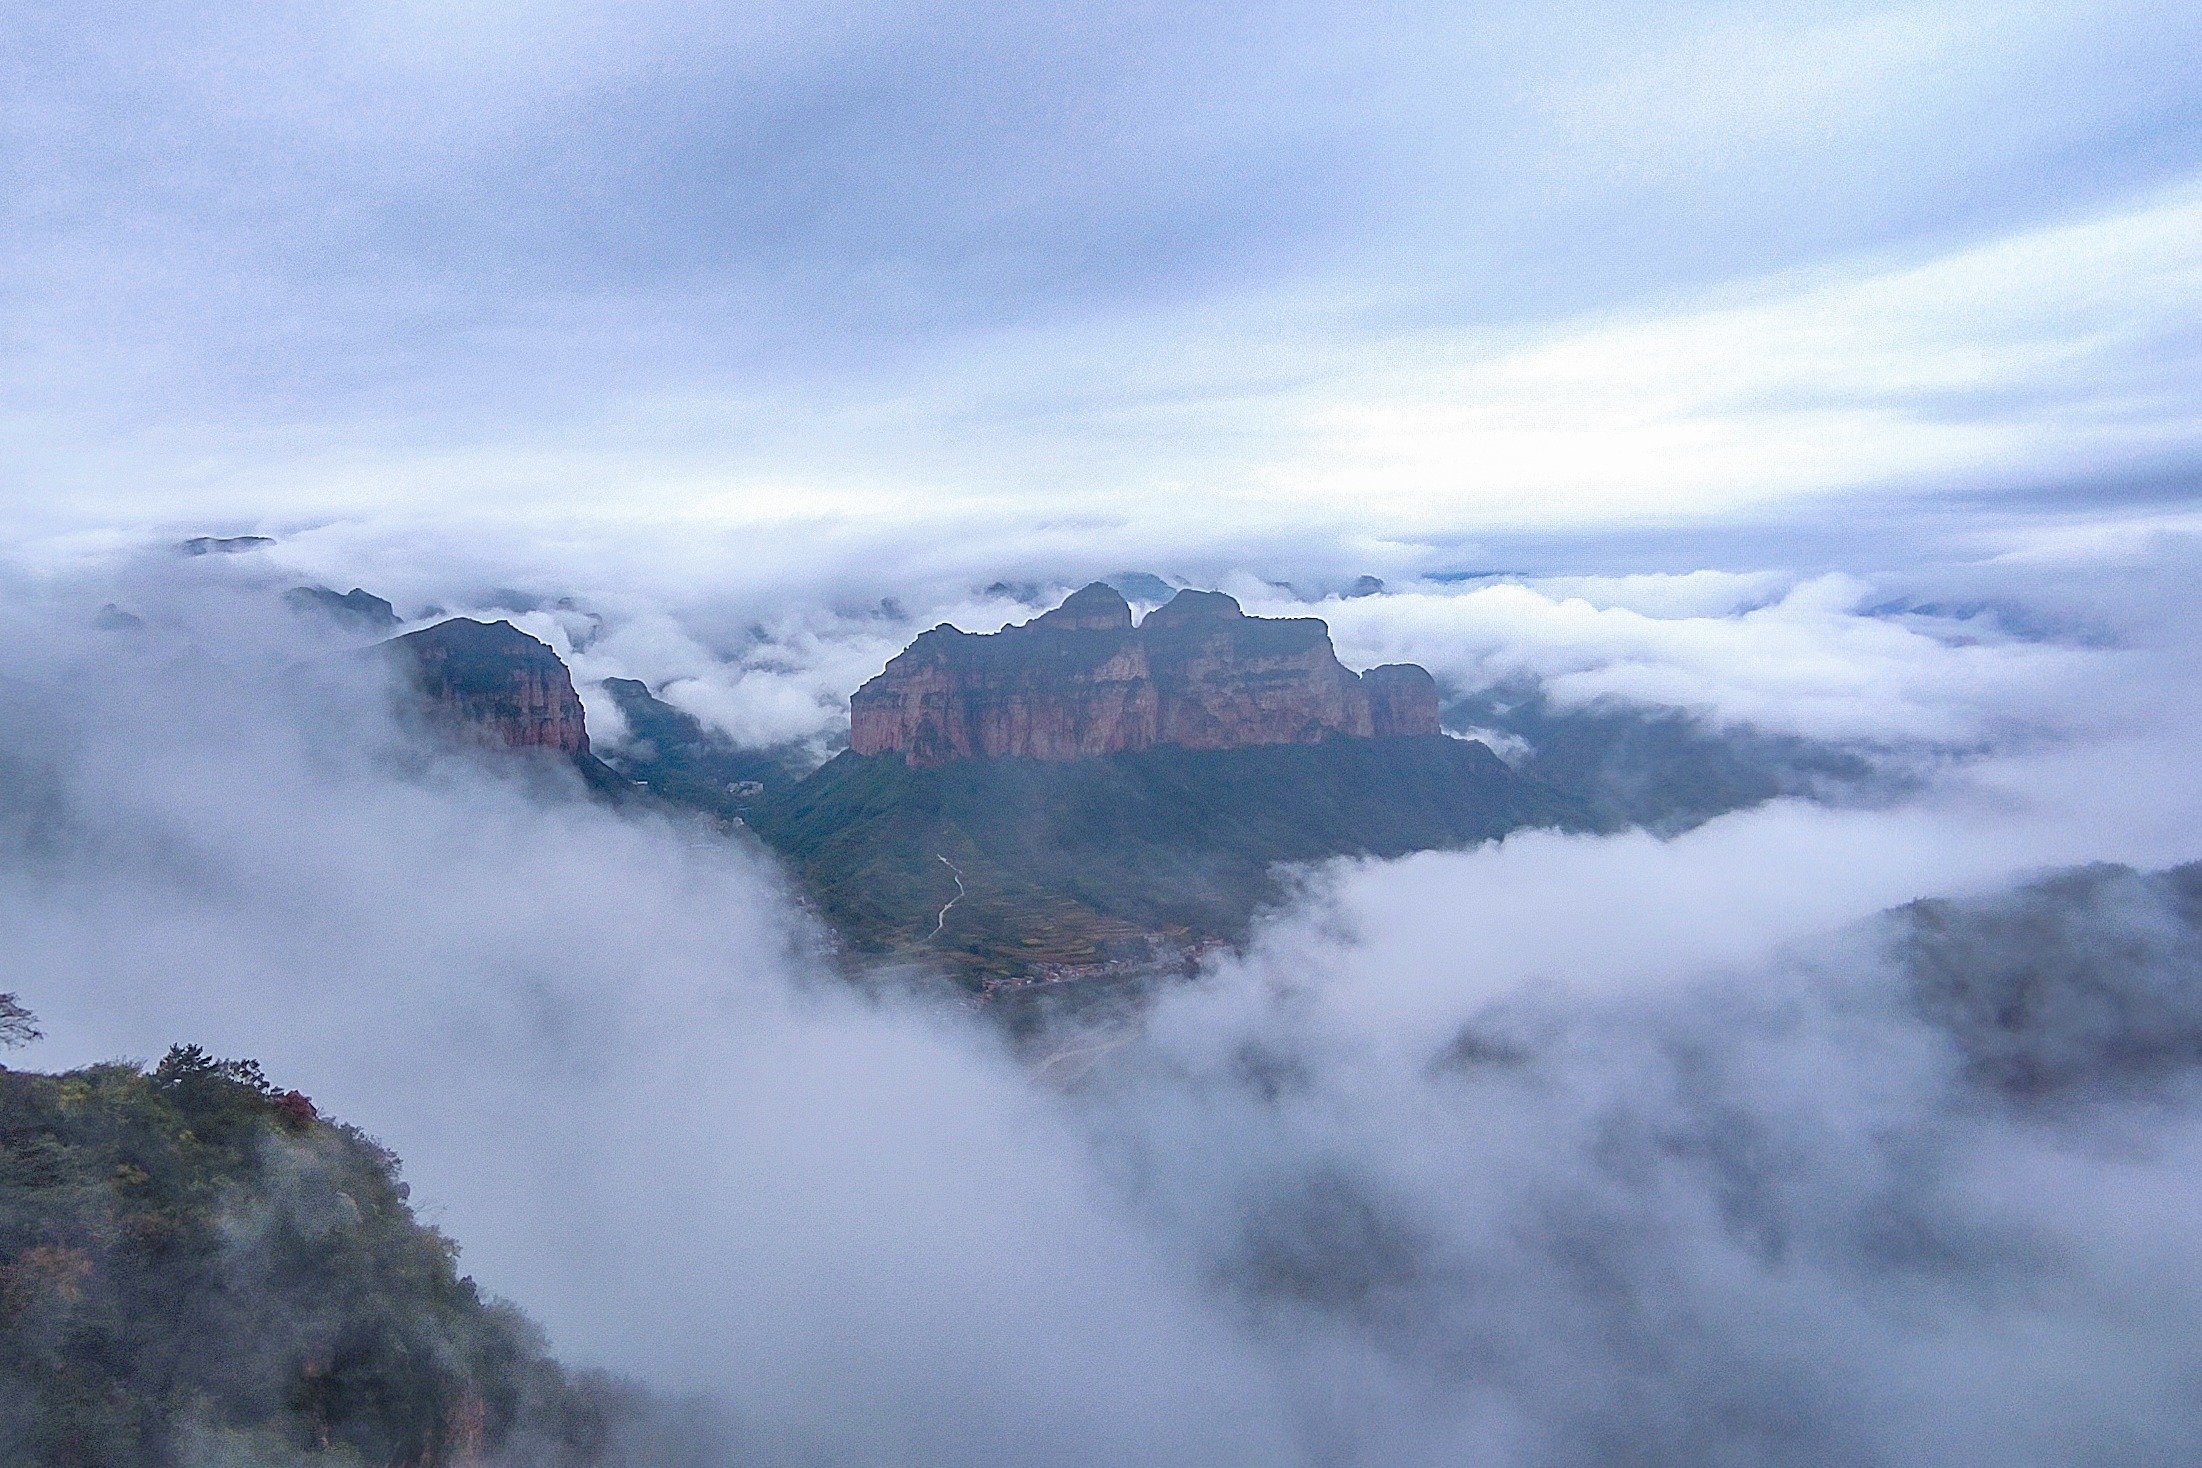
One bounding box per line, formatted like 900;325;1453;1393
373;579;1899;990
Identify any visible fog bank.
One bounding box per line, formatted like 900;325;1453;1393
2;534;2200;1463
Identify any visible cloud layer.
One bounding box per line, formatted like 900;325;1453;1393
3;529;2200;1463
7;2;2201;538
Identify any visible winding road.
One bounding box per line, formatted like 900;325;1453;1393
931;854;965;938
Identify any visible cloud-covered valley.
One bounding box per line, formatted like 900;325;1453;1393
9;1;2202;1459
3;522;2200;1464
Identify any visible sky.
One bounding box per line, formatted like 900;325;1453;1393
5;0;2201;555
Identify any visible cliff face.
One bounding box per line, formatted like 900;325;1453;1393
1362;662;1443;740
386;618;592;754
850;583;1442;767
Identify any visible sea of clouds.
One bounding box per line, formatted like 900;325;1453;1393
3;515;2200;1464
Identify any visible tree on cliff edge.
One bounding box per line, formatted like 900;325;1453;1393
0;993;38;1049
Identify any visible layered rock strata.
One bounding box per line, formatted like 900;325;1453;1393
850;583;1441;767
385;618;592;754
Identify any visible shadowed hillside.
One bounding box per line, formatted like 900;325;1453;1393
749;735;1586;980
0;1044;729;1467
596;677;807;816
1447;680;1889;834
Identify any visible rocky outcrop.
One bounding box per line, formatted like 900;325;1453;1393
850;583;1442;767
179;535;274;555
1362;663;1441;740
287;584;401;633
384;618;591;754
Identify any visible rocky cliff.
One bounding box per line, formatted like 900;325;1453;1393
385;618;592;754
850;583;1441;767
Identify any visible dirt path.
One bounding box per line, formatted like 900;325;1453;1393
931;853;965;938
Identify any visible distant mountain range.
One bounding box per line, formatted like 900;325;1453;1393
378;585;1886;985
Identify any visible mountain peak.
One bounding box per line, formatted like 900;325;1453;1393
383;618;592;755
1032;581;1134;631
1141;588;1244;627
849;585;1440;767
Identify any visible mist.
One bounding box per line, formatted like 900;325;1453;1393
10;0;2202;1457
1;524;2198;1464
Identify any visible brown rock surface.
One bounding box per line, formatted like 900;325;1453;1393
850;583;1442;767
1362;662;1442;740
385;618;592;754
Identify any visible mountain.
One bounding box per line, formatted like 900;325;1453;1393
363;598;1886;986
1446;680;1888;834
0;1046;716;1465
386;619;591;753
379;618;631;795
750;735;1581;980
595;678;804;815
850;583;1440;767
752;586;1583;980
286;585;402;634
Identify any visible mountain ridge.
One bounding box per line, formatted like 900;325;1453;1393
749;734;1585;979
850;582;1441;768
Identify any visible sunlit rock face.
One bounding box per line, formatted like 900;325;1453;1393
850;583;1442;767
385;618;592;754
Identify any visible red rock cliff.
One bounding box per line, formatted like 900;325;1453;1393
385;618;592;754
850;584;1442;767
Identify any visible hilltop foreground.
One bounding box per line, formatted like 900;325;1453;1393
0;1047;717;1466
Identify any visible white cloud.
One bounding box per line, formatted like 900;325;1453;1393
1254;572;2105;744
1263;178;2202;530
5;529;2202;1463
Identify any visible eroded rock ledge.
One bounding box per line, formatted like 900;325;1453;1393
384;617;593;754
851;583;1440;768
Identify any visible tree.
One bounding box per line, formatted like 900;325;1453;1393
0;993;39;1048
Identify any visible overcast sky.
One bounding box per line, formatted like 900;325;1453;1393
6;0;2200;554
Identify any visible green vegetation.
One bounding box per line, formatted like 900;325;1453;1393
598;655;1878;984
597;679;806;817
1446;681;1885;834
0;1039;660;1466
747;735;1586;978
